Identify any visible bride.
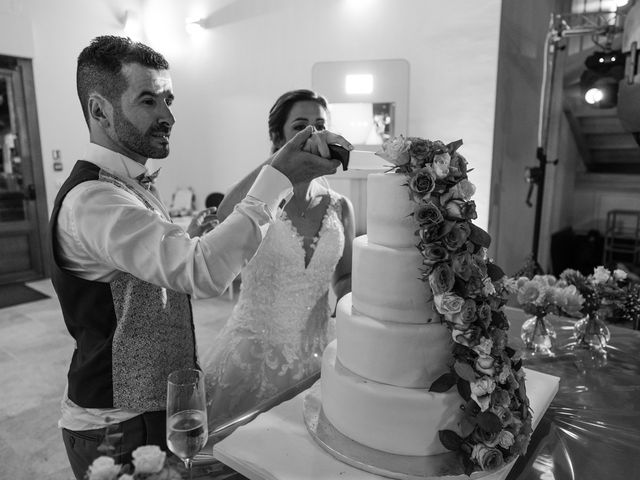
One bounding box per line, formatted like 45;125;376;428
200;89;355;428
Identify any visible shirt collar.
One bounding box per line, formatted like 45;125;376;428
84;143;154;180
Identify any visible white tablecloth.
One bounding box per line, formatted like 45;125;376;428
213;368;560;480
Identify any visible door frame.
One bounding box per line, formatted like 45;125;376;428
0;55;49;283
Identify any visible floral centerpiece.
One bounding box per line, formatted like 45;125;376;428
511;274;585;318
559;266;627;315
559;266;628;350
509;274;585;355
376;136;532;476
86;446;181;480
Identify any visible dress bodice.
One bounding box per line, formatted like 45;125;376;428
230;191;344;346
202;189;345;426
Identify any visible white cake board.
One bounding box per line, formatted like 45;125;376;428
213;368;559;480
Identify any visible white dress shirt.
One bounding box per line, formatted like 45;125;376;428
56;143;292;298
57;142;292;430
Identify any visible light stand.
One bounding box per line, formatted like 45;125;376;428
517;10;626;278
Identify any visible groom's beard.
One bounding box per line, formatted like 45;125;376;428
113;106;171;159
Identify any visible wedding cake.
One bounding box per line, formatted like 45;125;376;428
318;136;532;476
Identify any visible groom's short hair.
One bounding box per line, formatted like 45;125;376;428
76;35;169;127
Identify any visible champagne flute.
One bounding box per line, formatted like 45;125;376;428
166;368;208;479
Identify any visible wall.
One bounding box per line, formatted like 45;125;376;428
490;0;559;275
0;0;502;232
0;0;144;213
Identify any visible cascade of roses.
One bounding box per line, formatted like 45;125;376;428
376;136;533;475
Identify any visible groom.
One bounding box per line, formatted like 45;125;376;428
49;35;351;479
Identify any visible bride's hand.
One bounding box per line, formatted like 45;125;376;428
302;129;350;158
270;126;352;184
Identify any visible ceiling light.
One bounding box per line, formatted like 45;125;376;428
345;74;373;95
123;10;143;40
186;18;206;36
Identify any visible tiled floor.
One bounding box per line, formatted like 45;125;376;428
0;279;237;480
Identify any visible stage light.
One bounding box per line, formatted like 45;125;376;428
585;87;604;104
579;50;625;108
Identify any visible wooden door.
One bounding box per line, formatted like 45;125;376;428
0;56;48;284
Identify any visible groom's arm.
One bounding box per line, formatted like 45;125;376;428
217;127;353;222
216;162;268;222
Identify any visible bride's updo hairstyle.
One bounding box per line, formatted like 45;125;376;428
268;89;329;153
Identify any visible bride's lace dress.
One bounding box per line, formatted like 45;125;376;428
202;190;345;428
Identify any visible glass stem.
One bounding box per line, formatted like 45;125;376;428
585;314;597;336
537;316;548;336
184;458;193;480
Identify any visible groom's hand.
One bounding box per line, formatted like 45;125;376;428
270;126;352;185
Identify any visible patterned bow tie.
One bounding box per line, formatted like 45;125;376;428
136;168;161;190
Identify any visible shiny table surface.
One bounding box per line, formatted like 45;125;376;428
503;307;640;480
193;307;640;479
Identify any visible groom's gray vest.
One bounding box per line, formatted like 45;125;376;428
49;160;197;411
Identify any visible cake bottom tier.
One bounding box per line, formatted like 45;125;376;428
321;340;464;457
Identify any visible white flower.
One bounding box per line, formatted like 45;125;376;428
613;268;627;281
88;456;121;480
472;337;493;356
434;292;465;315
432;152;450;178
375;135;410;166
498;430;515;448
592;266;611;284
470;377;496;411
482;277;496;296
474;355;496;376
132;445;166;474
497;364;511;384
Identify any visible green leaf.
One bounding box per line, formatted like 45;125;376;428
477;411;503;433
512;357;523;372
486;262;505;281
447;139;464;153
454;361;477;382
465;399;481;417
459;409;478;437
491;310;509;329
457;377;472;401
430;372;457;392
469;223;491;248
463;456;476;476
452;342;475;361
439;429;464;451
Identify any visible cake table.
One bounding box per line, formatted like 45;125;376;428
212;368;559;480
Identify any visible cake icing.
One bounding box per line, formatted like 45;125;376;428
320;170;463;457
366;172;416;248
315;136;532;476
335;294;451;388
321;341;463;456
351;235;437;324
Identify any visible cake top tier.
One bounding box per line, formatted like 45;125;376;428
366;172;416;248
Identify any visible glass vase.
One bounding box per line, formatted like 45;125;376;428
573;311;611;353
520;314;556;357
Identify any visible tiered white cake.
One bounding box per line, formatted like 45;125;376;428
320;172;464;457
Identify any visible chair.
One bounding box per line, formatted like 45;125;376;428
205;192;224;209
169;187;196;218
602;210;640;267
